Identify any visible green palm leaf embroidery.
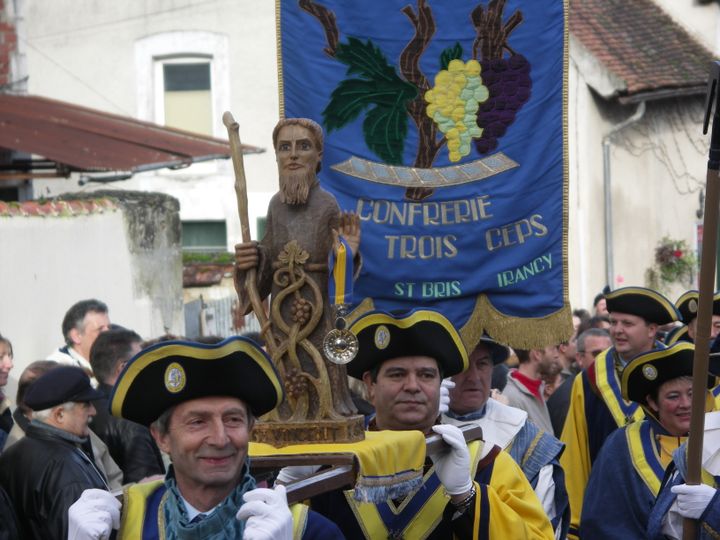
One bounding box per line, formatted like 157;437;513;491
363;106;408;165
323;37;417;164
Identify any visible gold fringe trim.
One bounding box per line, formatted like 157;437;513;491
561;0;570;308
460;294;574;351
276;0;285;119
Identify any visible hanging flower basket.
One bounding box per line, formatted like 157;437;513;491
645;236;696;290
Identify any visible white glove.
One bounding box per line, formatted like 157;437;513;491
275;464;321;485
428;424;473;496
439;379;455;415
671;483;717;519
237;485;293;540
68;488;121;540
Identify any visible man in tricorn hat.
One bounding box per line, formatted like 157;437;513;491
443;335;569;537
300;309;554;538
665;290;720;345
560;286;680;539
68;337;343;539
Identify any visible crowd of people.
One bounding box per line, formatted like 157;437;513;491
0;286;717;539
1;118;719;538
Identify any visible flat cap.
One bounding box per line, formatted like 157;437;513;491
24;366;104;411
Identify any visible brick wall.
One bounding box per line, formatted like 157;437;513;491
0;0;18;87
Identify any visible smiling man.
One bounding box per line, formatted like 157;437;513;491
68;337;343;540
559;286;680;539
305;309;554;539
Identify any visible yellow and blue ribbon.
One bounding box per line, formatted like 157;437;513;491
329;236;354;306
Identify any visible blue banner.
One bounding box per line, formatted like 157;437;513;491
278;0;572;348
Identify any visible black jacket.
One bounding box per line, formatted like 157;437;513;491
0;485;19;540
92;383;165;483
0;421;108;539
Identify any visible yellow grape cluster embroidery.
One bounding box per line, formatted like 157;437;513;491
424;59;489;162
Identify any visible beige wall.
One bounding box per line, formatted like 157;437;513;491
0;196;184;402
567;60;707;310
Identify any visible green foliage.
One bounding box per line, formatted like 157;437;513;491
323;37;418;164
440;42;463;70
182;251;234;265
335;37;400;81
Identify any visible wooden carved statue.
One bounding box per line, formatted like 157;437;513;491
234;118;365;445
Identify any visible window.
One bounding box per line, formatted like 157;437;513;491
0;187;19;202
182;220;227;252
162;60;212;135
135;32;230;138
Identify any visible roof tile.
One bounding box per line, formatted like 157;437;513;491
570;0;713;98
0;198;118;218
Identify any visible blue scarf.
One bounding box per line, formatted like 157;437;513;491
445;404;488;422
162;464;257;540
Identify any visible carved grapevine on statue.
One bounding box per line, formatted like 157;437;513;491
300;0;532;200
270;240;342;422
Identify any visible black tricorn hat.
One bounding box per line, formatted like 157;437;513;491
664;325;690;345
472;334;510;365
110;336;283;426
675;290;720;324
24;366;104;411
605;286;679;325
622;342;718;407
347;309;468;379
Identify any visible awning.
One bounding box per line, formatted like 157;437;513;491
0;94;264;181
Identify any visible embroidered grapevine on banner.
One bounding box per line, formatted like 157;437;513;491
300;0;532;200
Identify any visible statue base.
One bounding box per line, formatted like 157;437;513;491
252;415;366;447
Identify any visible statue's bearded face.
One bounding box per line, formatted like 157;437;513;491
275;124;322;205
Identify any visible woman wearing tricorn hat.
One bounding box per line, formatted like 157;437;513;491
579;342;719;539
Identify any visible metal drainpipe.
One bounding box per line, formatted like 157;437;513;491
602;101;646;289
10;0;28;93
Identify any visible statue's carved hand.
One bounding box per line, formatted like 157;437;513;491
334;211;360;258
235;241;260;270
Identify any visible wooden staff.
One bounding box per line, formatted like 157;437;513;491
683;60;720;540
223;111;276;354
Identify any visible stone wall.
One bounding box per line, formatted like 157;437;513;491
0;190;183;400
